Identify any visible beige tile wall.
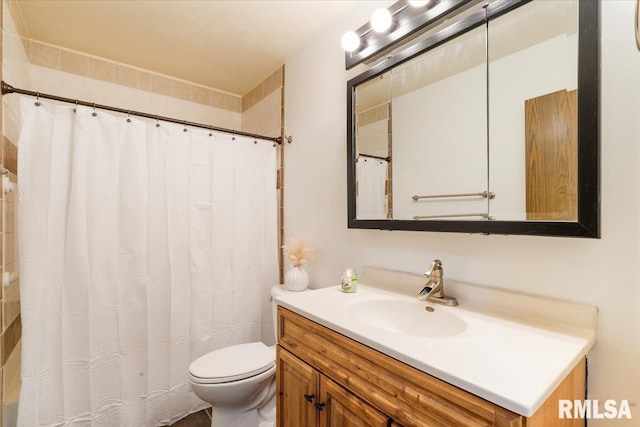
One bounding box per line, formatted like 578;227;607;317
2;1;25;424
30;63;243;132
242;66;284;137
241;66;286;283
29;40;242;114
0;1;288;421
2;167;18;345
26;38;251;140
357;102;390;127
2;0;29;146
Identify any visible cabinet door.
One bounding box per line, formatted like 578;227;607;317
319;376;390;427
525;89;578;221
277;347;319;427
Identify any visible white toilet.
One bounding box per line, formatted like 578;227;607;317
188;285;302;427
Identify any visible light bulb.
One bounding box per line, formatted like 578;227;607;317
408;0;430;7
341;31;360;52
371;8;392;33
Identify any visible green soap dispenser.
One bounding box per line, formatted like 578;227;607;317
340;268;357;293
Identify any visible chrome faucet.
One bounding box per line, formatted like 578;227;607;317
417;259;458;306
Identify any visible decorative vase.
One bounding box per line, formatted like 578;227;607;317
284;266;309;291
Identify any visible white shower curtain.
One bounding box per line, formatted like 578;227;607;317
17;98;278;426
356;157;388;219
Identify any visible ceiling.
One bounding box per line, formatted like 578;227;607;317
17;0;357;95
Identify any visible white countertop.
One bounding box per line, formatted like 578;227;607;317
276;283;596;417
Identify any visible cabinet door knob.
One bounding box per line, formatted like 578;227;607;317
314;402;326;411
304;393;315;403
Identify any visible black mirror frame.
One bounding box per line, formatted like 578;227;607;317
347;0;600;238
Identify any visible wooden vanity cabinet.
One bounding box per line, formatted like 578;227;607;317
276;306;585;427
277;347;319;426
277;347;390;427
320;374;390;426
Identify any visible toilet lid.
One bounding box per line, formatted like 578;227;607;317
189;342;275;384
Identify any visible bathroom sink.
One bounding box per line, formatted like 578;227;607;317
347;299;467;338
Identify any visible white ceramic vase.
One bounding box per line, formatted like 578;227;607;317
284;266;309;291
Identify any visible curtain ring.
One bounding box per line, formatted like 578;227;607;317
232;130;236;141
209;125;213;137
155;115;160;128
254;134;258;144
35;92;41;107
91;102;97;117
183;120;188;132
126;110;131;123
74;99;78;113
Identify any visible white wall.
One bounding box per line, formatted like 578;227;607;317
284;1;640;425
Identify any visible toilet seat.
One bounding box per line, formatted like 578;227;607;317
189;342;275;384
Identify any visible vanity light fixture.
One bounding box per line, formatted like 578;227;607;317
371;8;393;33
341;31;361;52
342;0;474;69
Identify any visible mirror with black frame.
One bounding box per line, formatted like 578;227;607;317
347;0;599;237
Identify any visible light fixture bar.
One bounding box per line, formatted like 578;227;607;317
344;0;474;70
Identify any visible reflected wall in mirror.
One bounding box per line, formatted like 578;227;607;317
347;0;599;237
391;25;487;221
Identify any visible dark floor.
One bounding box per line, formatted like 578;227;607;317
170;409;211;427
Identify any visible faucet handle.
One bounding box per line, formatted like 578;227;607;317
424;259;443;277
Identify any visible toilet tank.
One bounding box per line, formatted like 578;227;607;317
270;285;309;342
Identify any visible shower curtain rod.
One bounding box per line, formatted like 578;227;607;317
1;81;284;144
358;153;391;162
